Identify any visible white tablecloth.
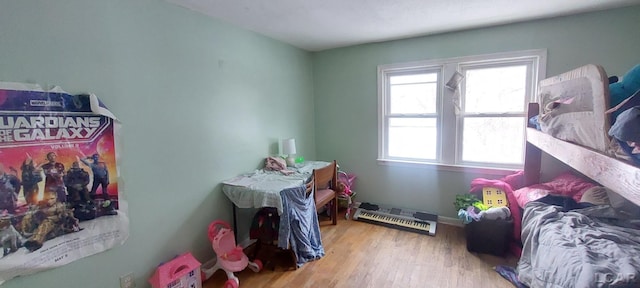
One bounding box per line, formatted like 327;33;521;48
222;161;330;214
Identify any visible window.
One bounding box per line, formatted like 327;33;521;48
378;50;546;170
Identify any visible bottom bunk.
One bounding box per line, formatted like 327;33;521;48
517;201;640;287
466;170;640;287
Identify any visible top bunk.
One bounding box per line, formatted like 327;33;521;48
524;64;640;206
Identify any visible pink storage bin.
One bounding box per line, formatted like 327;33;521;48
149;252;202;288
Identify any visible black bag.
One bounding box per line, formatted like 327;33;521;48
249;207;280;243
465;218;513;257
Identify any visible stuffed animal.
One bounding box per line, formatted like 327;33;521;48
610;64;640;109
336;181;351;196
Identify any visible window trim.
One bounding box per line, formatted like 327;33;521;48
377;49;547;171
382;66;443;162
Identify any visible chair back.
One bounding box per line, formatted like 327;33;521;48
305;177;314;198
313;160;337;192
312;160;339;225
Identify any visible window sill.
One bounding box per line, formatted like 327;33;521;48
376;159;519;176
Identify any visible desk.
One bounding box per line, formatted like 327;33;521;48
222;161;330;239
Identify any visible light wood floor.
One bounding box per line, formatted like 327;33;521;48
203;213;518;288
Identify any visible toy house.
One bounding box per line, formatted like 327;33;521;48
481;187;508;208
149;252;202;288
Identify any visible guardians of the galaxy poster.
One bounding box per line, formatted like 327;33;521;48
0;82;128;284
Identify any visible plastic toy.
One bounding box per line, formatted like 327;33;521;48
149;252;202;288
201;220;262;288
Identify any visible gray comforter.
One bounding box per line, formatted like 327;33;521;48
517;202;640;288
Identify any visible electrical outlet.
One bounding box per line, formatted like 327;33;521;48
120;272;136;288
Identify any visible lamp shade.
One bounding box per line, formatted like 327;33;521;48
282;138;297;155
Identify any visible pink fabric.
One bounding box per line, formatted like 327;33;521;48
265;157;286;171
541;172;596;201
501;170;525;190
513;172;596;208
513;185;552;208
264;157;295;175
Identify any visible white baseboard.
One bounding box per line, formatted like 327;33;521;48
438;216;463;227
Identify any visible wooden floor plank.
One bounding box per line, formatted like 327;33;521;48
203;213;518;288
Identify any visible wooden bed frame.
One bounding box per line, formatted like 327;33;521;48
524;65;640;206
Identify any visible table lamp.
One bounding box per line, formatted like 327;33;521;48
282;138;297;167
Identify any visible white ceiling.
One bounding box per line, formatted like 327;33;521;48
167;0;640;52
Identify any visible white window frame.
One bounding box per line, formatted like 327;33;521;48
377;49;547;173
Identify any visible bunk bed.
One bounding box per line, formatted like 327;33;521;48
517;64;640;287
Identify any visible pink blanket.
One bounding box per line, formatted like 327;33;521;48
512;172;596;209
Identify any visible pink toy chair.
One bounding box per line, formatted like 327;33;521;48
201;220;262;288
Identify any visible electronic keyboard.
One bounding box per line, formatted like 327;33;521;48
352;202;437;236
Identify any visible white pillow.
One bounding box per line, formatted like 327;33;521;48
606;189;640;218
579;186;610;205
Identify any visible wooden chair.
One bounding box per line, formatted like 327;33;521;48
311;160;338;225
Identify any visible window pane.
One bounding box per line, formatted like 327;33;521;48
464;65;527;113
390;82;437;114
388;118;437;159
461;117;525;164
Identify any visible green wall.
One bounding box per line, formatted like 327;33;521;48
0;0;315;287
312;7;640;219
2;1;640;287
